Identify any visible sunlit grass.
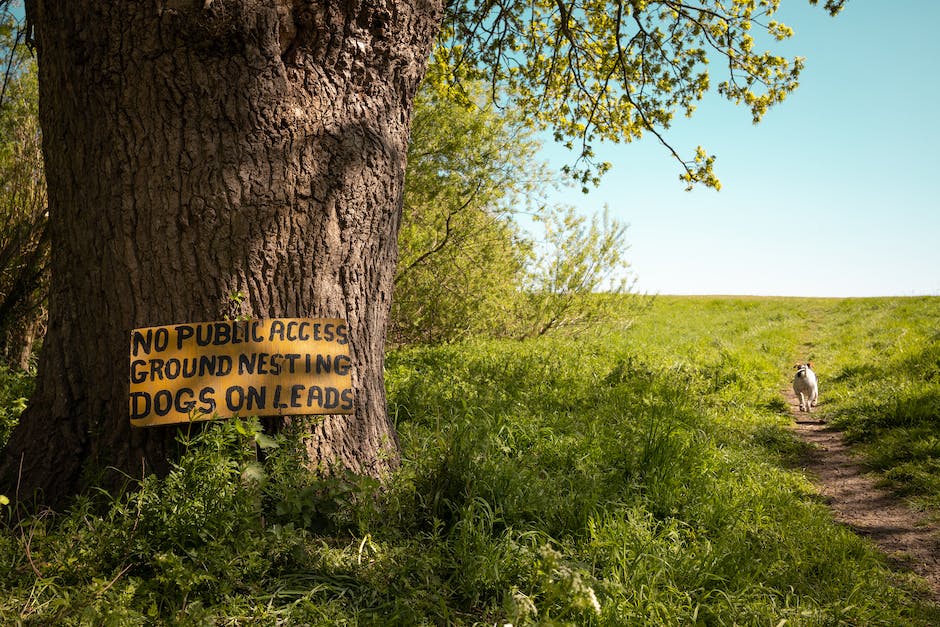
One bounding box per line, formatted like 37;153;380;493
1;296;938;623
805;297;940;510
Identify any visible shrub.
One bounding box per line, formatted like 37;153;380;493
0;362;31;446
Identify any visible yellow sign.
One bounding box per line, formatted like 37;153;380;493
129;318;354;427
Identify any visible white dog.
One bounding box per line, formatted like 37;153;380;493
792;362;819;412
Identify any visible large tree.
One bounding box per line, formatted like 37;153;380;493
0;0;843;507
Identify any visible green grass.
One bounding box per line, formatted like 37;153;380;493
799;297;940;510
1;296;938;624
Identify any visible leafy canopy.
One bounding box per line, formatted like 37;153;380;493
441;0;846;189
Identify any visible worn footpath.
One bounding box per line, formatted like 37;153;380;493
788;388;940;603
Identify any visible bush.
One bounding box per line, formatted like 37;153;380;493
393;59;643;345
0;362;31;446
0;10;48;370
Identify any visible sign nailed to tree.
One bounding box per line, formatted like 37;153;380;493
129;318;354;427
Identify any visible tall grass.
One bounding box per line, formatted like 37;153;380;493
803;297;940;510
0;296;938;624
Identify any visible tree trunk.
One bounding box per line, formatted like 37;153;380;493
0;0;442;508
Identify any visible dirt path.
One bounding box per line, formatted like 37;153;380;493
787;388;940;602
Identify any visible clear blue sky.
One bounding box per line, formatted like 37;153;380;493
540;1;940;297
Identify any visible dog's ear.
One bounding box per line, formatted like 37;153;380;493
794;364;801;369
807;361;813;369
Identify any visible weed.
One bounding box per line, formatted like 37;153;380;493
0;363;32;447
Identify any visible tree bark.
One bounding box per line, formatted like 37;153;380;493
0;0;442;507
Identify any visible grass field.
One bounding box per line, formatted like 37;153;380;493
801;297;940;511
1;296;938;624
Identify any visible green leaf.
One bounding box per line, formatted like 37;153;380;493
254;432;280;450
241;462;266;483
